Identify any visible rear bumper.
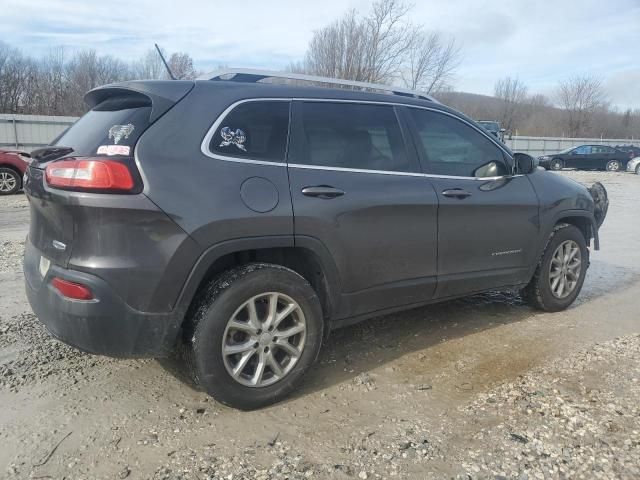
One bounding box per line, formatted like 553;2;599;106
24;239;182;358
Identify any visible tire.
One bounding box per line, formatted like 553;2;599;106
522;224;588;312
635;164;640;175
550;159;563;171
186;263;324;410
606;160;621;172
0;167;21;195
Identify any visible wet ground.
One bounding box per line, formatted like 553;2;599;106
0;170;638;479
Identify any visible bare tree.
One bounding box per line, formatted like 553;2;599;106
557;75;607;137
301;0;437;86
402;31;460;93
133;48;166;80
494;77;528;131
168;52;197;80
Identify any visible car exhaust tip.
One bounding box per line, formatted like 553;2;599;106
588;182;609;229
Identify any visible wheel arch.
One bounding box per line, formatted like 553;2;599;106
175;236;342;330
550;210;599;251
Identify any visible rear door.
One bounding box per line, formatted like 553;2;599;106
287;101;438;318
404;107;540;298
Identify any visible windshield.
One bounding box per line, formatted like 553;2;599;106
558;146;575;154
478;121;499;132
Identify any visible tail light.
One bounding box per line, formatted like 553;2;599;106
51;277;94;301
45;158;135;192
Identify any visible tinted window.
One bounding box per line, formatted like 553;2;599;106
409;109;507;177
210;101;290;161
574;145;591;155
290;102;414;172
593;146;614;154
54;95;151;157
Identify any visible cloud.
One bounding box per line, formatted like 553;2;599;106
1;0;638;108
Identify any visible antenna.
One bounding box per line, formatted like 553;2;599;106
155;43;176;80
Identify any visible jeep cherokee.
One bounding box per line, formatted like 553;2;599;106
23;70;607;409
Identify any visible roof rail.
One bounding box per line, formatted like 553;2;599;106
198;68;438;102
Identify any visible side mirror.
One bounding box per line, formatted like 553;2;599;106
514;152;538;174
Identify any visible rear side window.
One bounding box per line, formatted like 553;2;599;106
408;109;507;177
209;101;290;162
54;95;151;157
289;102;415;173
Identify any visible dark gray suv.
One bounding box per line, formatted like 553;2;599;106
23;70;607;409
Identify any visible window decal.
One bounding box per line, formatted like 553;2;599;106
108;124;135;144
219;126;247;152
97;145;130;156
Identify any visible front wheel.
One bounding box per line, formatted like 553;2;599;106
0;168;21;195
186;263;324;410
606;160;621;172
635;164;640;175
523;224;588;312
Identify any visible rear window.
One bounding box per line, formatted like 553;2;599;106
209;100;290;162
54;95;152;157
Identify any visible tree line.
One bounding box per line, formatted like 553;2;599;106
1;0;638;140
294;0;638;140
0;41;197;116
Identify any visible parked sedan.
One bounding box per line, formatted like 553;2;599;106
627;157;640;175
0;149;31;195
539;145;630;172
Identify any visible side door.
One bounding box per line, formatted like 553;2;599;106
568;145;592;169
287;101;438;319
404;107;540;299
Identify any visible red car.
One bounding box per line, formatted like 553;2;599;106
0;149;30;195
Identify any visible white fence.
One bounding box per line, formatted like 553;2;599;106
0;114;78;152
504;136;639;157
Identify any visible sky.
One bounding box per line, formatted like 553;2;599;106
1;0;639;109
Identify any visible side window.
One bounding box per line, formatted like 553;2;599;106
594;146;614;154
574;145;591;155
289;102;415;172
209;101;290;161
408;109;507;177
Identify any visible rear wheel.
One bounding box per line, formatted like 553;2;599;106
186;263;324;410
606;160;621;172
0;168;20;195
523;224;588;312
550;158;563;171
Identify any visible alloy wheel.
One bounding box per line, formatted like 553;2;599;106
222;292;306;387
0;171;17;193
549;240;582;299
607;161;620;171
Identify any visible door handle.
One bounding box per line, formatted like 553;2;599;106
442;188;472;199
301;186;345;199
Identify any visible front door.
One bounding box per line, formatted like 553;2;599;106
287;101;439;319
404;107;540;298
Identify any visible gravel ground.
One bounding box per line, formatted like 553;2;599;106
1;171;639;479
456;335;640;480
0;239;25;272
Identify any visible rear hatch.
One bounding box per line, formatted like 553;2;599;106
25;81;193;267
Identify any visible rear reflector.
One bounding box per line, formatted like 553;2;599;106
45;159;134;191
51;277;94;300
